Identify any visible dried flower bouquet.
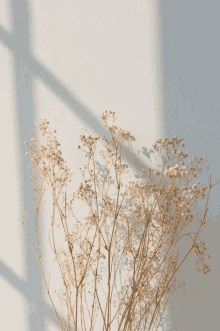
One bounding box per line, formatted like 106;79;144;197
21;110;219;331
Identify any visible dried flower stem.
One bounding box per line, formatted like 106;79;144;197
21;112;219;331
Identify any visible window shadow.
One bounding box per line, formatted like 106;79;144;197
0;0;164;330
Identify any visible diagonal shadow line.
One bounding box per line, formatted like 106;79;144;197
0;259;27;295
0;26;14;50
30;56;160;176
0;25;160;178
0;259;72;329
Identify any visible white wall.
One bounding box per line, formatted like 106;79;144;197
0;0;167;330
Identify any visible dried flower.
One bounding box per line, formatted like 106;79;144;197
20;111;218;331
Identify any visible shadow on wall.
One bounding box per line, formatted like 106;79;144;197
2;0;220;330
158;0;220;330
0;1;164;330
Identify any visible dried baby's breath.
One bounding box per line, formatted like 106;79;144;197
20;110;220;331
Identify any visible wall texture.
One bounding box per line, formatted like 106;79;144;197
0;0;219;330
0;1;165;330
160;1;220;330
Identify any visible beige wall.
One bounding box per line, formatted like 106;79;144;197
0;1;165;330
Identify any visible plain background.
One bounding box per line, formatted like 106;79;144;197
0;0;219;330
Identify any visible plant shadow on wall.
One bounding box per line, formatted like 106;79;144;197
20;111;220;331
140;147;165;174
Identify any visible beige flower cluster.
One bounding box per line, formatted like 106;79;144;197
24;119;72;196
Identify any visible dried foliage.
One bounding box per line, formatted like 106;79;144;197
20;110;220;331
